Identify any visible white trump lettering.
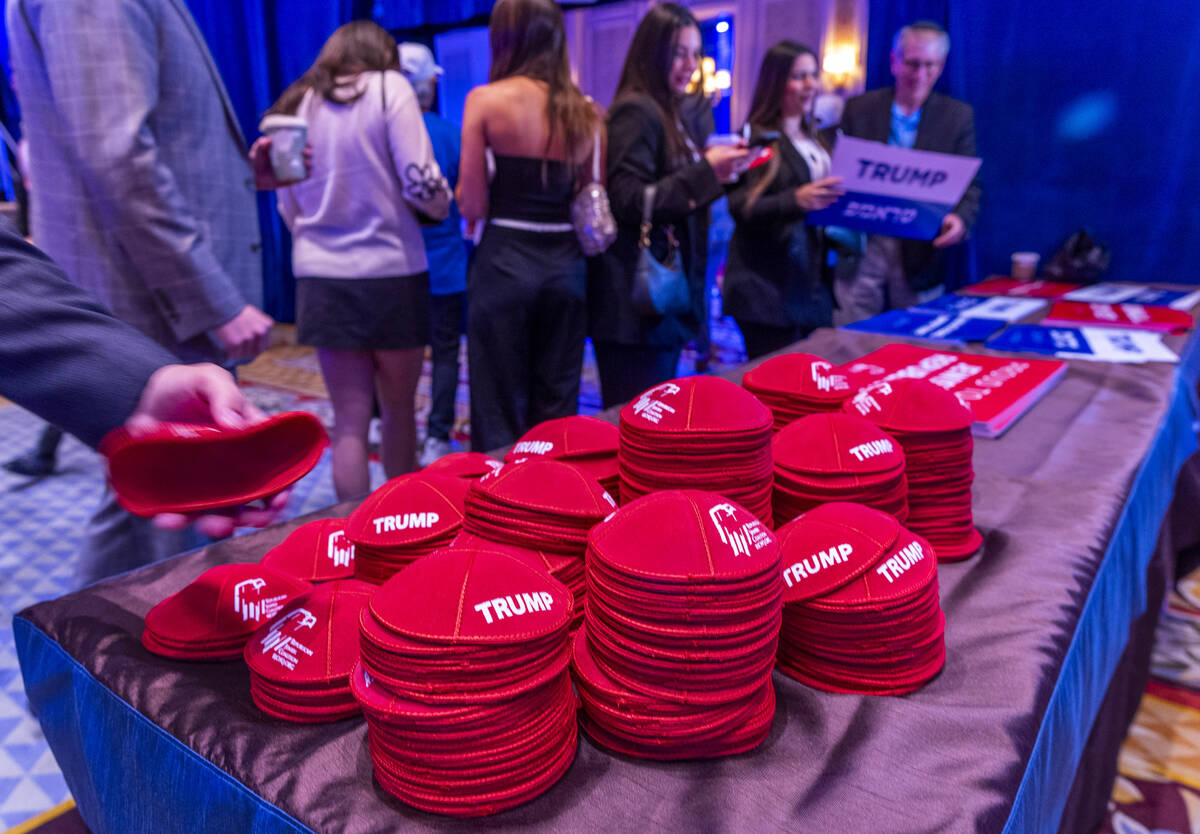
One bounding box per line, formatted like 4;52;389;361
473;591;555;624
783;543;854;587
372;511;441;535
875;540;927;583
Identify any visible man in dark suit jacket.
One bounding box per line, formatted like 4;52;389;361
833;21;981;323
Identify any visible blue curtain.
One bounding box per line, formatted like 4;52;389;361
184;0;355;322
868;0;1200;285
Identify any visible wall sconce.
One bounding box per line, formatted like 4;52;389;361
822;44;859;90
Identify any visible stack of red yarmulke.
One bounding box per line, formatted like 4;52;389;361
618;377;774;524
142;564;311;660
772;412;909;527
462;458;614;629
244;579;374;721
260;517;356;582
775;502;945;695
352;547;577;817
742;353;859;431
422;451;503;480
505;415;620;498
573;490;782;759
844;379;981;560
345;473;469;584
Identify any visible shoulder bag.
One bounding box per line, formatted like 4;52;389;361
630;184;691;316
570;128;617;256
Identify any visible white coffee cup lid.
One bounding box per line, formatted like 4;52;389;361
1011;251;1040;263
259;114;308;133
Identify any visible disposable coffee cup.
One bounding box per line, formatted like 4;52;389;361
1011;251;1039;281
258;115;308;184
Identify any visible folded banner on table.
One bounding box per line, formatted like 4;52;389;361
911;293;1046;322
985;325;1179;364
1042;301;1194;333
961;277;1082;299
840;309;1006;345
1063;283;1200;310
842;342;1067;438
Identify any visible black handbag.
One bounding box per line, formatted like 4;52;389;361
630;184;691;316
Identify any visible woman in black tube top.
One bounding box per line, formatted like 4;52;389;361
457;0;601;453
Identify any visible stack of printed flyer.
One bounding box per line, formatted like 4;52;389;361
841;343;1067;438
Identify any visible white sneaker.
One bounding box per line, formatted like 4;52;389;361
419;436;454;468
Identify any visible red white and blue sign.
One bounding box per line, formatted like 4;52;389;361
840;309;1005;344
807;136;981;240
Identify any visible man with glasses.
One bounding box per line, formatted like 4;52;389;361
832;20;981;323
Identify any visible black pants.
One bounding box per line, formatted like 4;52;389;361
467;227;586;453
592;341;682;410
734;319;814;361
427;291;466;440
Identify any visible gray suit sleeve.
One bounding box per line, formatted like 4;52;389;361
26;0;247;343
0;221;177;448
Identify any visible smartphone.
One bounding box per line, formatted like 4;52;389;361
747;129;781;148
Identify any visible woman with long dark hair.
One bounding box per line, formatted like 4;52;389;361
457;0;601;452
270;21;450;499
588;3;749;408
724;40;843;359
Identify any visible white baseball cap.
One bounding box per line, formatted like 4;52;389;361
399;42;444;82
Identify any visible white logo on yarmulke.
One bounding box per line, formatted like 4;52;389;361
849;383;892;416
372;512;441;535
708;503;772;558
327;529;354;567
234;577;289;623
810;360;851;392
512;440;554;456
632;383;680;424
259;607;318;670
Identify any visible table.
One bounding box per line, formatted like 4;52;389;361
15;328;1200;834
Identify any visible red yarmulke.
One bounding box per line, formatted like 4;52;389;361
245;579;374;685
742;353;855;401
422;452;503;480
506;415;618;461
472;457;616;519
844;378;973;434
143;564;312;659
619;377;772;436
774;413;905;476
589;490;779;585
261;518;356;582
776;503;901;604
102;411;328;516
370;547;573;644
346;473;468;551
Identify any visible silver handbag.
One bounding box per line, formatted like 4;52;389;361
571;128;616;256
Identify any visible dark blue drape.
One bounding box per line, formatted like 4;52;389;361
186;0;355;322
868;0;1200;285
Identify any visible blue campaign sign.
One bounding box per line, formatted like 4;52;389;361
985;325;1089;356
807;136;981;240
841;309;1005;344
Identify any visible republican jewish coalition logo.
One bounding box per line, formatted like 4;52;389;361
259;607;318;670
233;577;290;623
327;529;354;568
708;503;772;558
631;382;680;424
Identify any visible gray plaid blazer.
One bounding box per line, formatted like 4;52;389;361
7;0;262;362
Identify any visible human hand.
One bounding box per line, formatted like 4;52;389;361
213;305;274;361
249;136;314;190
794;176;844;211
125;363;292;537
933;212;966;247
704;143;752;182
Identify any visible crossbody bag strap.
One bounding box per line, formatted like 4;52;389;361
639;184;657;249
379;71;400;184
591;127;602;184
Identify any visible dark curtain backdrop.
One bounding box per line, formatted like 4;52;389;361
186;0;357;322
867;0;1200;285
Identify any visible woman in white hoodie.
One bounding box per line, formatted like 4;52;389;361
270;21;449;500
